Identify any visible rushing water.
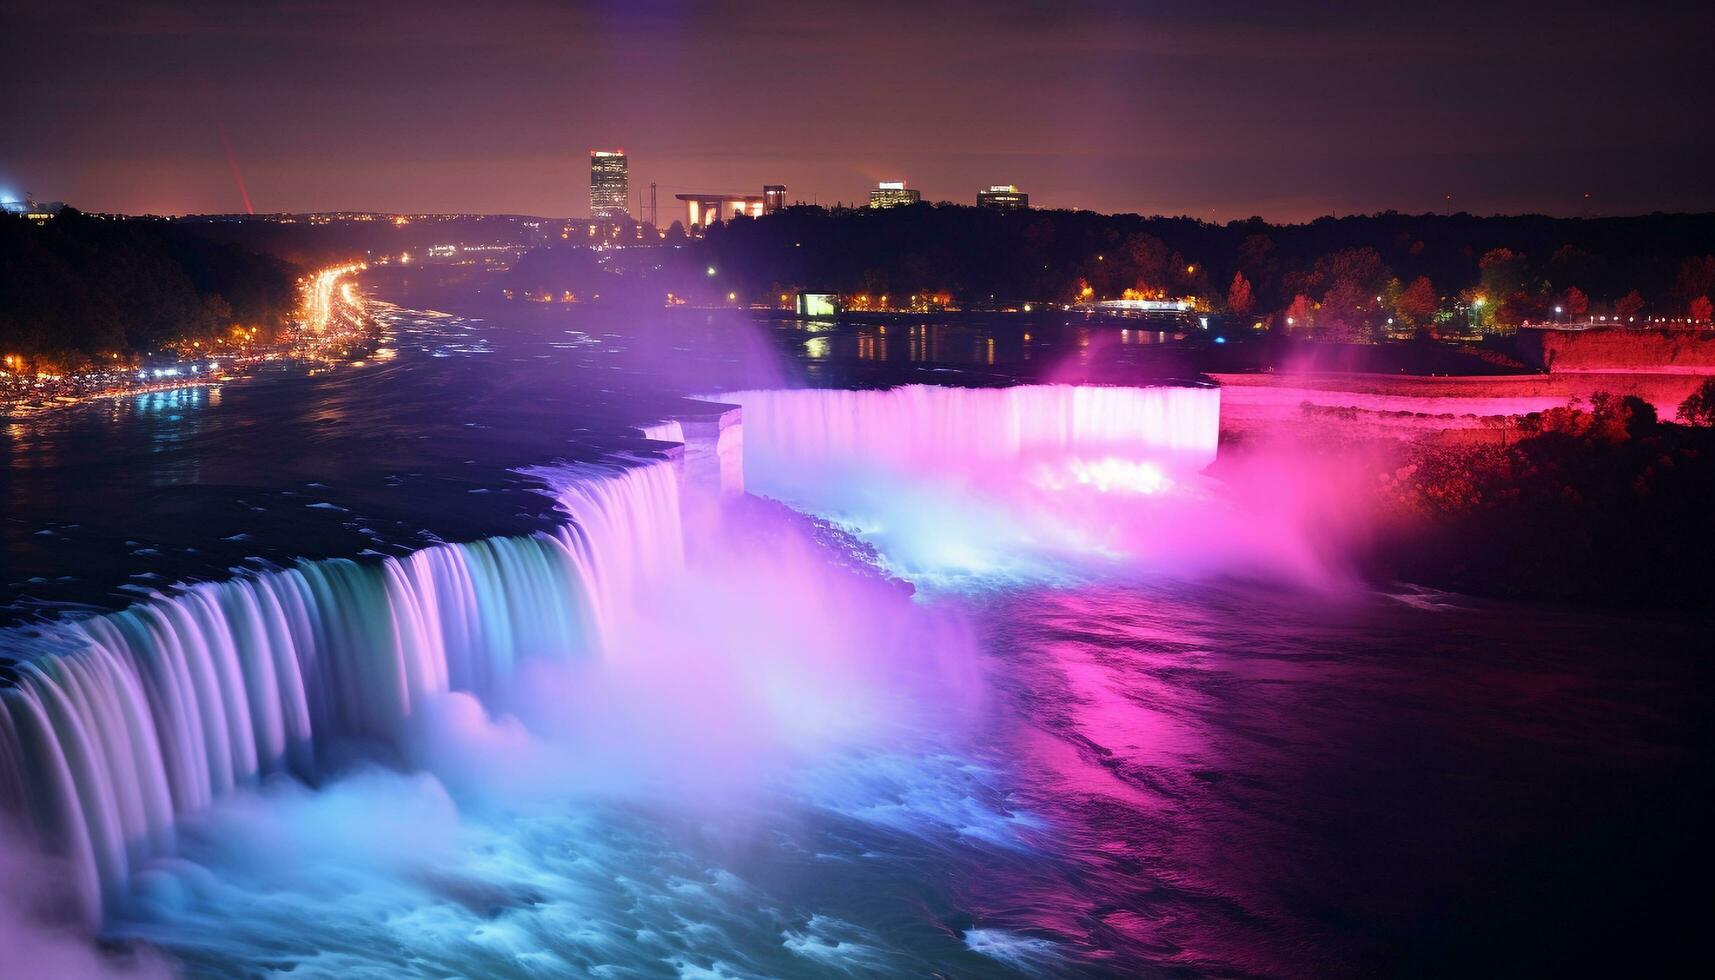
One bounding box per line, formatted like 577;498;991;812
3;271;1710;978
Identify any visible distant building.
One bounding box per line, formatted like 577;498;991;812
1093;298;1195;313
763;185;788;214
977;184;1028;210
1;194;63;222
868;181;920;209
675;192;766;232
795;292;839;318
589;150;629;220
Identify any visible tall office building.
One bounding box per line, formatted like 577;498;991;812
869;180;921;208
977;184;1029;210
589;149;629;220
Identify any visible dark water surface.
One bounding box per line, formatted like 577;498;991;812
4;268;1710;977
967;583;1711;976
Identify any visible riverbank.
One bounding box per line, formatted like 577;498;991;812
1213;387;1715;608
1213;370;1710;439
2;265;376;419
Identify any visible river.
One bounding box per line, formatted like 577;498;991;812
2;266;1708;977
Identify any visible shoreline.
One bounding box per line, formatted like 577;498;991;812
3;266;377;421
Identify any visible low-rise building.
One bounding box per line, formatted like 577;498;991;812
977;185;1028;210
869;181;921;208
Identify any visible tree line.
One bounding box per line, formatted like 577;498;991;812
1;210;299;371
693;205;1715;337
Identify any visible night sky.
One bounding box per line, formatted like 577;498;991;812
4;0;1713;221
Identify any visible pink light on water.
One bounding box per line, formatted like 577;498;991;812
1059;457;1173;495
716;382;1383;589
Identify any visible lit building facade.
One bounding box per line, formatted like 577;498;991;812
869;181;921;208
977;184;1029;210
675;187;784;231
589;150;629;220
675;193;764;231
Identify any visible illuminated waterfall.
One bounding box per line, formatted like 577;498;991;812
0;459;680;926
638;420;685;444
716;384;1221;474
712;384;1224;582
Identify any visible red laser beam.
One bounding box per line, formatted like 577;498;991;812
217;124;254;215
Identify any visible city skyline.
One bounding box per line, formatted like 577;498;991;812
5;1;1714;222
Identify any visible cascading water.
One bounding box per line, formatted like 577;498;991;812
0;458;682;927
714;383;1234;583
638;420;685;445
719;383;1221;473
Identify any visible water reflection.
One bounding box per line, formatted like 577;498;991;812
132;384;211;418
757;315;1206;385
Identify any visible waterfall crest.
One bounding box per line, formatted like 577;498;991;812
0;458;681;925
717;384;1220;472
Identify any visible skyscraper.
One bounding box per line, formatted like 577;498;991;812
589;149;629;220
977;184;1029;210
869;180;920;208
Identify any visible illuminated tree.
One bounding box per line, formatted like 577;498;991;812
1226;271;1254;314
1459;288;1494;333
1395;275;1439;328
1285;294;1315;332
1479;248;1528;295
1560;286;1589;317
1308;247;1387;341
1318;280;1373;341
1680;377;1715;426
1478;248;1532;326
1689;295;1712;322
1615;290;1645;321
1121;233;1172;297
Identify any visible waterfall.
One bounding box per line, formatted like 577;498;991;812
0;458;681;926
638;420;685;445
709;384;1223;582
716;384;1221;475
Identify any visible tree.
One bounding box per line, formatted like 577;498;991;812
1479;247;1528;294
1546;245;1600;291
1560;286;1589;317
1478;248;1532;325
1615;290;1645;321
1673;256;1715;302
1120;232;1172;297
1319;279;1374;341
1679;378;1715;426
1226;271;1254;314
1309;247;1388;342
1688;295;1712;322
1395;275;1439;327
1284;294;1315;332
